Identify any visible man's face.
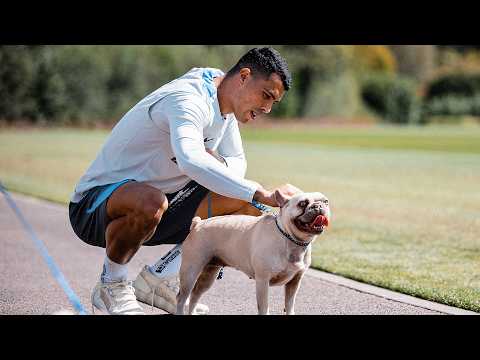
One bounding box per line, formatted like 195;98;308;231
233;69;285;124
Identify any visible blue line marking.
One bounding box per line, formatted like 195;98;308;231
0;182;88;315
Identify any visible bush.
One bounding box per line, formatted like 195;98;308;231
275;45;352;117
101;46;153;120
360;73;422;124
425;72;480;100
270;85;300;118
0;46;38;121
423;95;480;117
302;71;362;118
422;68;480;118
0;46;110;124
0;45;367;124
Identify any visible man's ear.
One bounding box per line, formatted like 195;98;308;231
239;67;251;83
274;190;290;208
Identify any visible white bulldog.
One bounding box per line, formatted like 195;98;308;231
176;190;331;315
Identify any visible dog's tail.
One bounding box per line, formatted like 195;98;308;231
190;216;202;230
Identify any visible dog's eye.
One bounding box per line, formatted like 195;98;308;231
298;200;309;208
323;199;329;205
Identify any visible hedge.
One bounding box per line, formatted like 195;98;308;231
360;73;422;124
425;72;480;100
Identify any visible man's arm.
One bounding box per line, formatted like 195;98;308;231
205;148;277;207
214;118;280;207
162;93;260;203
215;118;247;178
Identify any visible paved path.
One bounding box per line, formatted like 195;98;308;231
1;193;475;315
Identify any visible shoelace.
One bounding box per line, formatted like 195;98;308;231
150;277;179;312
107;281;141;310
166;278;180;293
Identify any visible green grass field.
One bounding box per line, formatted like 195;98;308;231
1;125;479;312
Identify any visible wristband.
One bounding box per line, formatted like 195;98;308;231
251;199;272;213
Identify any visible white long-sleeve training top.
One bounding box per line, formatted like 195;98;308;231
70;67;259;203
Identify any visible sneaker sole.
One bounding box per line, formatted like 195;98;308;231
134;288;177;314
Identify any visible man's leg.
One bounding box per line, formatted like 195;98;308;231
92;182;168;315
105;182;168;264
194;192;263;219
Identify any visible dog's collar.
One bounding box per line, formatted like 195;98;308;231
274;216;311;248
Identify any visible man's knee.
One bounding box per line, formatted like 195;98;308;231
234;202;263;216
137;191;168;227
109;182;169;229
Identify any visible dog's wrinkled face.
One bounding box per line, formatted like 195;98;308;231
275;191;331;240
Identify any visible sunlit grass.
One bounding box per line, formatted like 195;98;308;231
240;124;480;154
244;141;480;312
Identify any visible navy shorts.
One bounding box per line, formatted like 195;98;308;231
69;179;210;248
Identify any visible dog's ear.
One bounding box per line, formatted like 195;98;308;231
274;190;290;208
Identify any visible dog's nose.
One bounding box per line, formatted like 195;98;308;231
310;203;321;210
309;203;327;215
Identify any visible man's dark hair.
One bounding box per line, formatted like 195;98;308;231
226;47;292;91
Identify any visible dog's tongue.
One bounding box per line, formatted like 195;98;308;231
311;214;329;227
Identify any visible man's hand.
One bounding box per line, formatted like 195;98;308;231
253;183;303;208
253;187;278;208
275;183;303;197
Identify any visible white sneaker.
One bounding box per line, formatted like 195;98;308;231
133;265;209;315
91;280;145;315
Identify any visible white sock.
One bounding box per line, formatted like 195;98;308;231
148;244;182;278
101;255;128;283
